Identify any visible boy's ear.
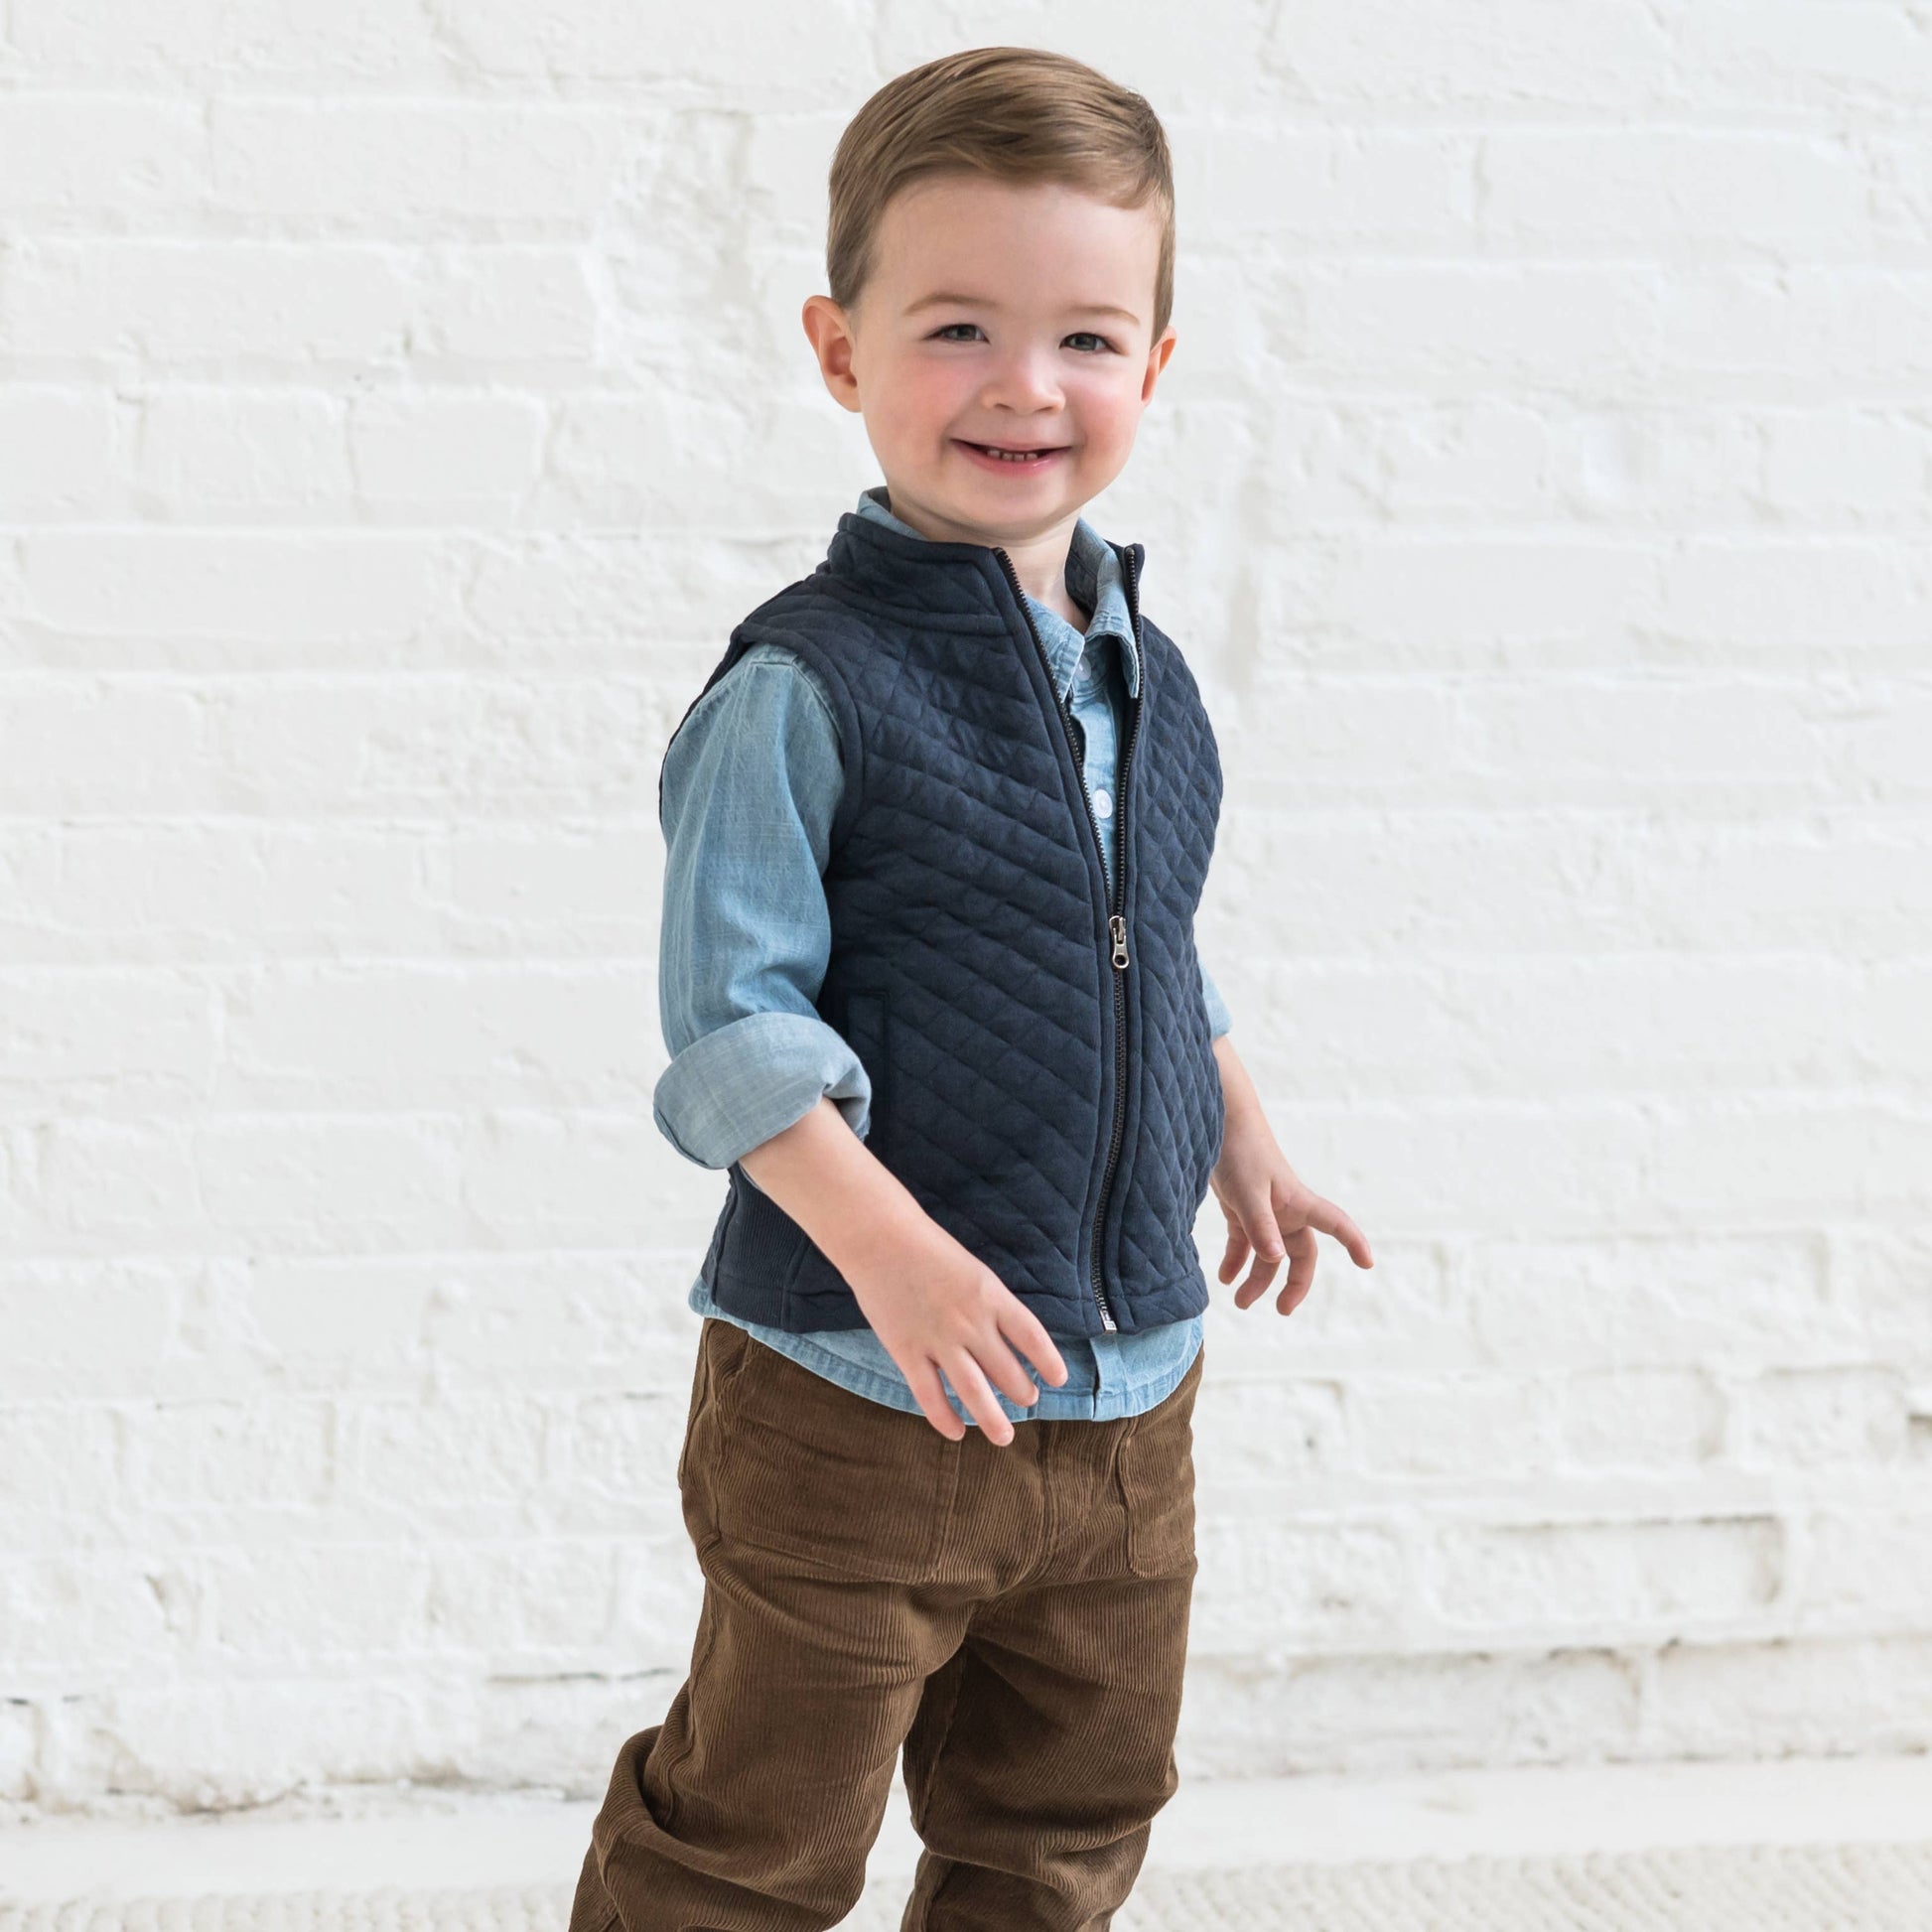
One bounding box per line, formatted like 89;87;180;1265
1141;325;1177;404
801;295;864;414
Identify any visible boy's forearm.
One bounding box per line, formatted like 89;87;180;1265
737;1095;930;1278
747;1045;1263;1265
1212;1032;1268;1134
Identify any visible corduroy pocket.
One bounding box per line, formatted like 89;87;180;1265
710;1330;962;1585
1114;1342;1204;1578
675;1320;719;1498
679;1317;757;1551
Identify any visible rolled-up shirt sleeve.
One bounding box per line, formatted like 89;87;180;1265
1200;956;1232;1039
653;646;870;1176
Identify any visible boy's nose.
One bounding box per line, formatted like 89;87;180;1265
980;353;1065;406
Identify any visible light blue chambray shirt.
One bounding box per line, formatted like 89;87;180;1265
656;484;1228;1427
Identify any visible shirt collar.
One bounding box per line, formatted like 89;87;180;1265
853;485;1141;701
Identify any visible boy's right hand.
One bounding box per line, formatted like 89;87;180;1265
737;1094;1069;1447
841;1219;1070;1447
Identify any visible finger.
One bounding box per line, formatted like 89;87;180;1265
980;1333;1042;1408
1217;1222;1252;1284
1235;1241;1284;1307
1017;1313;1069;1387
904;1359;967;1441
946;1356;1016;1447
1305;1194;1374;1269
1233;1201;1285;1306
1276;1224;1318;1314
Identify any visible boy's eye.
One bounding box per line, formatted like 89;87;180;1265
930;323;1115;353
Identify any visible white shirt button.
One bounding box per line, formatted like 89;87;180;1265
1092;787;1113;819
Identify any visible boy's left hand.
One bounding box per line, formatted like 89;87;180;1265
1207;1103;1373;1316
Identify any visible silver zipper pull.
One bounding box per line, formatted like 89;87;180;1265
1110;915;1130;969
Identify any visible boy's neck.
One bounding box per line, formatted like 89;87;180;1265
880;484;1090;629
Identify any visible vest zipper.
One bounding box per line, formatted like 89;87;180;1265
991;543;1143;1336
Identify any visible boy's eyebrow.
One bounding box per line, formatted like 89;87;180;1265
904;291;1142;324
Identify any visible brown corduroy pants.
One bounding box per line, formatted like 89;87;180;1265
570;1313;1204;1932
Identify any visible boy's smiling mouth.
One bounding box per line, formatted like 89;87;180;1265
955;438;1069;470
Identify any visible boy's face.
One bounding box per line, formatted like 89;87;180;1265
802;173;1176;549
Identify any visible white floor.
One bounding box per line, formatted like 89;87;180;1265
4;1753;1931;1904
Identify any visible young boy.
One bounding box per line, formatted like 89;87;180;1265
572;45;1373;1932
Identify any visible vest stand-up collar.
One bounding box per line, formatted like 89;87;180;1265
822;498;1145;629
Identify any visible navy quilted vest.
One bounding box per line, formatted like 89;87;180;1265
667;507;1226;1339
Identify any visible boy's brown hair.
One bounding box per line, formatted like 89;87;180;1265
826;47;1176;347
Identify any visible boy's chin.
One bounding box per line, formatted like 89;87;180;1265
882;463;1103;538
941;460;1094;510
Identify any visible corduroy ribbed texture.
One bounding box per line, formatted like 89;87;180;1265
571;1316;1203;1931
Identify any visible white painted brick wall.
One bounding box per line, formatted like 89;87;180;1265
1;4;1929;1813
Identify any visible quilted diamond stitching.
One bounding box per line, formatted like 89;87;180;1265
699;517;1223;1337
